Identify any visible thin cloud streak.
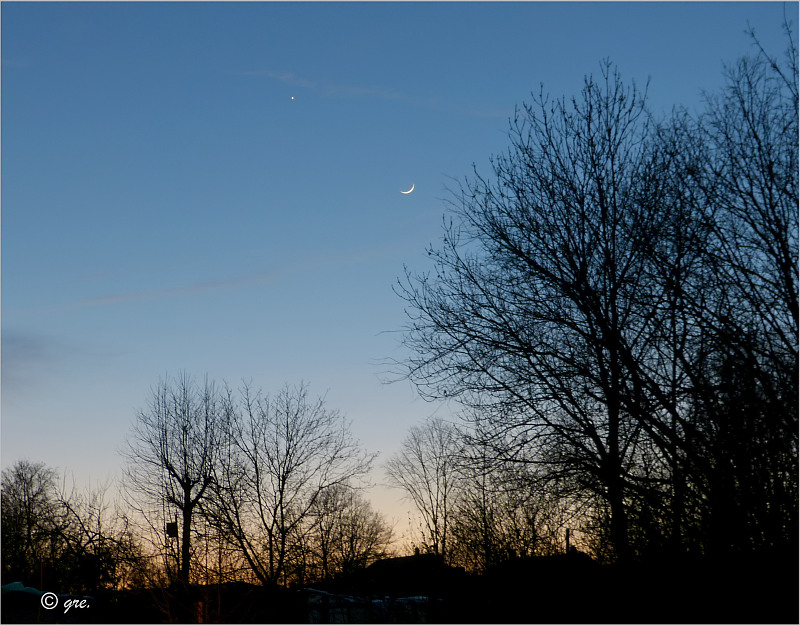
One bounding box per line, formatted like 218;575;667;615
62;243;399;311
236;68;403;100
239;69;317;89
234;68;507;118
1;331;73;402
65;271;279;310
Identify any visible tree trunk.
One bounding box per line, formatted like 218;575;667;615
608;475;630;564
181;493;192;584
606;385;630;564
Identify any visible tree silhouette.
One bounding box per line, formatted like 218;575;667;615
385;417;460;561
207;382;375;586
1;460;63;587
307;483;392;582
396;38;797;562
397;65;666;561
2;460;144;593
123;373;227;584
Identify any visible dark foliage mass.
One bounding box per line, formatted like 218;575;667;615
2;25;798;625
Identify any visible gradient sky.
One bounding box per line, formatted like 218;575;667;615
2;1;794;529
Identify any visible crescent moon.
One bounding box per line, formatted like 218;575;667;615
401;184;415;194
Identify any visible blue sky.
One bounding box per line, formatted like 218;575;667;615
1;1;794;525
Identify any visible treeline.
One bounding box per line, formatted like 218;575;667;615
391;30;798;568
386;416;572;572
1;380;392;594
1;460;145;593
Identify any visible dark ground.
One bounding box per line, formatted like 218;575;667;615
2;552;797;624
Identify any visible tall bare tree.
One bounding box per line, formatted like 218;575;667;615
208;382;375;586
396;65;667;561
396;32;797;563
385;417;460;561
123;373;227;584
664;27;798;556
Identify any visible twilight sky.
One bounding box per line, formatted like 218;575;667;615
1;1;794;527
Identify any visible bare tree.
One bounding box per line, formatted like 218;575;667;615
1;460;63;587
663;27;799;556
54;477;144;592
2;460;146;593
208;382;375;586
396;65;666;562
307;483;393;582
447;423;573;572
385;417;460;561
395;31;797;563
122;373;227;584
